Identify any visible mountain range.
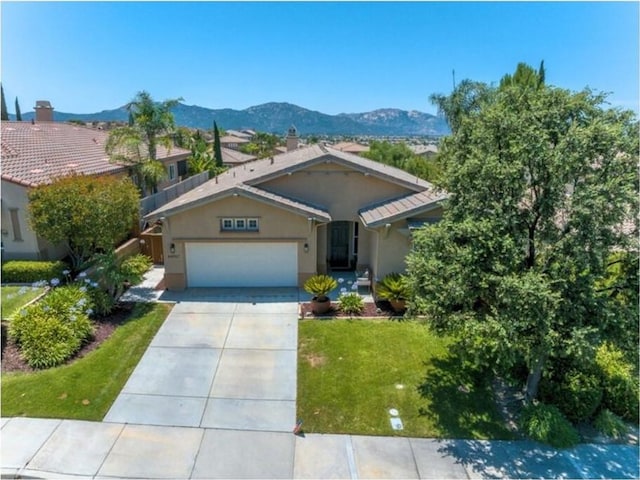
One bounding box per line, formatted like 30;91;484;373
14;102;450;136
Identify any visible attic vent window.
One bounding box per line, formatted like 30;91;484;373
221;217;259;232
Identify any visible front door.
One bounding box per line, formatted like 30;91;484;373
329;221;351;269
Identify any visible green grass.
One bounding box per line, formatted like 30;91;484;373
1;286;47;320
298;318;514;439
1;302;171;420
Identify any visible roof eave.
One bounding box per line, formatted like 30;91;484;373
360;199;445;228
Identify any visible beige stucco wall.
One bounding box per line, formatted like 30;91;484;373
262;163;410;221
160;158;445;289
162;195;318;289
1;180;66;261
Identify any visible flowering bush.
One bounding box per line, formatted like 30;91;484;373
9;283;95;369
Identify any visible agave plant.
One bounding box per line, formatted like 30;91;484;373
303;274;337;302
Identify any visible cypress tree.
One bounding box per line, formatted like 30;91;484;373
15;97;22;121
1;84;8;121
213;121;223;167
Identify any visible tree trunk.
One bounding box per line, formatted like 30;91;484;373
525;352;545;402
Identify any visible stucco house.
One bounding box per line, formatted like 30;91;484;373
1;112;190;261
145;144;447;289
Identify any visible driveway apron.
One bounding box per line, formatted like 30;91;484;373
104;288;299;433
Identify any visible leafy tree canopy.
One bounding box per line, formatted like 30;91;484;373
240;132;281;159
362;140;442;183
28;175;140;270
408;70;638;401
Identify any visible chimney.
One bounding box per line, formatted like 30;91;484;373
286;125;298;152
34;100;54;122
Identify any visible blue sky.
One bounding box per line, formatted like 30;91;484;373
1;1;638;116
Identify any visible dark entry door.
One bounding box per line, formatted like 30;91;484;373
329;221;350;269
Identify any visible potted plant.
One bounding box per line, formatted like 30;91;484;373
304;274;337;314
375;273;410;313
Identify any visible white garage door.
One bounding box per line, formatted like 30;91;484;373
185;242;298;287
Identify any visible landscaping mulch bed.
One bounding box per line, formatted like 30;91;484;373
1;302;136;374
300;300;401;319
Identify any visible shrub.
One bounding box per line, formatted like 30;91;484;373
9;285;94;368
519;403;579;448
375;273;410;302
86;286;115;317
540;369;603;423
594;409;628;440
1;260;67;284
595;343;639;421
120;254;152;284
338;292;364;315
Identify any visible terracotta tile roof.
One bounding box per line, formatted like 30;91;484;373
1;121;189;187
359;190;447;227
145;144;448;221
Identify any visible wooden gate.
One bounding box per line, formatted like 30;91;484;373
140;224;164;265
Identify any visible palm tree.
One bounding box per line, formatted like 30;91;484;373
106;91;182;194
429;79;492;134
126;91;182;161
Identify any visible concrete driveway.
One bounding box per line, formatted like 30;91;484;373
104;288;299;433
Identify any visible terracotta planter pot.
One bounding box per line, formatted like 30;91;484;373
311;297;331;314
389;299;406;313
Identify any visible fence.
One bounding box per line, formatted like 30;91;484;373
139;171;210;220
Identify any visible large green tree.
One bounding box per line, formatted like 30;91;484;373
407;80;638;401
106;91;182;194
28;175;140;270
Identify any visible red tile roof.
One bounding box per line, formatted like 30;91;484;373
1;121;189;188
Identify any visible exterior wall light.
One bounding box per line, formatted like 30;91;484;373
304;243;309;253
170;243;176;254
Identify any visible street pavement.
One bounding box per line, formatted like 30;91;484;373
2;280;639;479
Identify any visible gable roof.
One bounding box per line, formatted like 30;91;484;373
145;144;446;222
221;146;257;165
331;141;370;154
1;121;190;188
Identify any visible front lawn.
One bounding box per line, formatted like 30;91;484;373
1;286;47;320
1;302;171;420
298;319;514;439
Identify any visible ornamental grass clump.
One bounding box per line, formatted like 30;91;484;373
338;292;364;316
519;402;579;449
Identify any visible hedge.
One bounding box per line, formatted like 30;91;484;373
2;260;68;284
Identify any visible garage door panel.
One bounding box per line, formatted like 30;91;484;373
186;243;297;287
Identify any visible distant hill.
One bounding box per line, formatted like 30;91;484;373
14;101;450;136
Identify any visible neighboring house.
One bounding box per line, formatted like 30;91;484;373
145;144;447;289
331;141;370;155
220;147;257;167
219;135;250;151
409;144;439;157
225;129;253;140
1;112;190;261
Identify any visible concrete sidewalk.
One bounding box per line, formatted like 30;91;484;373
2;416;639;479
